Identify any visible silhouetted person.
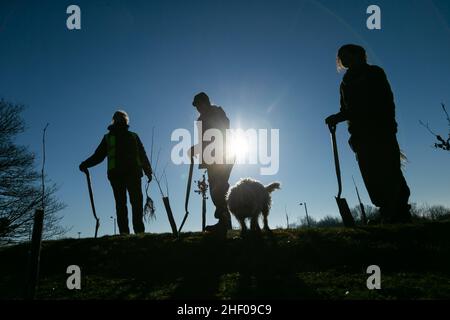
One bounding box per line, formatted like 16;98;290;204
326;44;411;224
190;92;233;237
79;110;153;234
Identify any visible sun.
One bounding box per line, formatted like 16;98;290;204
228;132;250;159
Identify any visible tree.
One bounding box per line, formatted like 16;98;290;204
410;203;450;221
420;103;450;152
0;100;66;245
314;215;342;227
350;205;380;224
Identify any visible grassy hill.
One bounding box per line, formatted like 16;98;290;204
1;221;450;300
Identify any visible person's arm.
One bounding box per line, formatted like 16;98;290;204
372;67;395;107
325;86;349;126
188;120;203;158
326;111;347;126
136;135;153;180
216;107;230;130
79;137;107;171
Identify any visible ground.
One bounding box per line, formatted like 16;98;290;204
1;221;450;300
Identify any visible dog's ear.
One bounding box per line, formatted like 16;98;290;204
265;182;281;193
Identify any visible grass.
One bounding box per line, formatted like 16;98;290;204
1;221;450;300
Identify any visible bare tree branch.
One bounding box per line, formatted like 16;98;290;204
419;120;438;137
0;101;66;245
419;103;450;152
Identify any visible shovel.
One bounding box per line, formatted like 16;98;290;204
329;124;356;228
178;155;194;234
83;169;100;238
163;197;178;237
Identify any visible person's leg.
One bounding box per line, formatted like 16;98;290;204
391;139;412;223
376;137;411;223
393;173;411;222
127;176;145;234
110;177;130;234
355;135;410;223
206;164;233;231
355;145;387;220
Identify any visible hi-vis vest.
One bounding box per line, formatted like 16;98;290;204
105;132;143;171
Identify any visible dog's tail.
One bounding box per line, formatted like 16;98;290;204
265;182;281;193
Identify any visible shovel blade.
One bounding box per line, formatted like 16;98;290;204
163;197;178;237
336;197;356;228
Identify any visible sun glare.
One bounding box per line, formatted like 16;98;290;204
228;132;250;159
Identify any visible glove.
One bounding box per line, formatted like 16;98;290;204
188;145;198;158
325;114;339;127
79;162;88;173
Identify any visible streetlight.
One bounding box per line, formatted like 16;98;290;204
299;202;310;227
285;205;290;229
110;216;116;235
77;232;81;239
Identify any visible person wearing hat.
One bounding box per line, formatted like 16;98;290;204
79;110;153;234
190;92;234;237
325;44;411;224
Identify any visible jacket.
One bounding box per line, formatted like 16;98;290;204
81;123;152;179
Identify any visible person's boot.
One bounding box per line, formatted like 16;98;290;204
223;215;232;230
392;204;412;224
205;219;229;239
367;207;383;225
206;208;232;232
379;206;397;224
205;222;222;232
367;218;381;226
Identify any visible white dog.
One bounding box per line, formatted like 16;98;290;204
226;178;280;234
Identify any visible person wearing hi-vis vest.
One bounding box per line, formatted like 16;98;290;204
79;110;153;235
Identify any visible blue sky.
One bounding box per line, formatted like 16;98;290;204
0;0;449;238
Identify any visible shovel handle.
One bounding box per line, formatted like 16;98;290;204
328;124;336;134
185;156;194;212
329;125;343;199
179;155;194;234
84;169;100;238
